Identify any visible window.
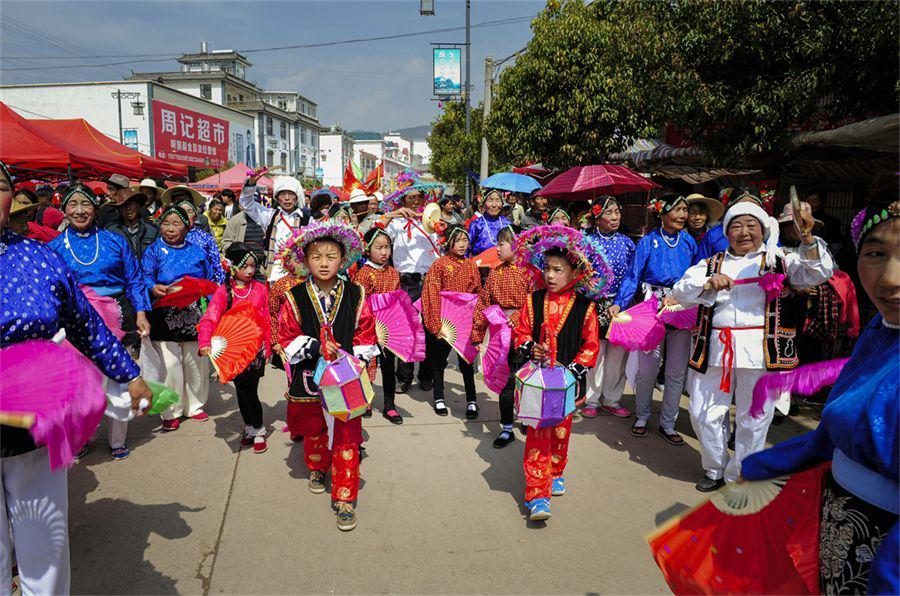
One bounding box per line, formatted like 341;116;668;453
200;84;212;100
310;106;317;119
266;150;274;165
238;94;244;102
300;127;307;144
278;100;287;110
279;121;287;139
265;117;273;136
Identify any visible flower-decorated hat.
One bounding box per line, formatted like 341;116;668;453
515;224;614;300
278;223;363;277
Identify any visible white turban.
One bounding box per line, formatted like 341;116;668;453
273;176;305;208
723;202;781;267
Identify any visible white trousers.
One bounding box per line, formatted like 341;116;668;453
141;340;208;420
633;328;691;431
108;419;128;450
0;449;70;595
586;341;628;407
688;366;775;483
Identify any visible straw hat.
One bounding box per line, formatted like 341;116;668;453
686;193;725;223
135;178;165;197
348;188;369;204
112;188;148;207
10;193;39;216
161;185;205;207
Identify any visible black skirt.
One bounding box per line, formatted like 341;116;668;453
819;470;898;595
147;302;203;343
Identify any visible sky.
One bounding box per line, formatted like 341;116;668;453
0;0;544;132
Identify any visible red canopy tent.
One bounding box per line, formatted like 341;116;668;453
537;164;659;201
0;102;187;180
0;102;81;175
24;118;187;180
190;162;273;193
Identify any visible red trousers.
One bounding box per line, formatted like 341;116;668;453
290;401;362;503
523;414;573;502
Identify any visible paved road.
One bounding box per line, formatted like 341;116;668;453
67;364;816;594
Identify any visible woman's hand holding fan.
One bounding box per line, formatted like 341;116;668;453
153;276;219;309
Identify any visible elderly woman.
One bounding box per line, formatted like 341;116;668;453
547;207;572;227
162;185;225;284
48;185;152;460
141;204;214;431
0;162;152;593
741;175;898;594
469;189;511;256
685;193;724;243
672;200;833;491
584;196;636;419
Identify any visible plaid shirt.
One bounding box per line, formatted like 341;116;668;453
268;274;302;347
352;262;400;296
470;261;533;344
421;254;481;336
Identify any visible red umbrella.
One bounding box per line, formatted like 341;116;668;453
537;164;658;201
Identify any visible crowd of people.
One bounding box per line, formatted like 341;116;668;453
0;160;896;594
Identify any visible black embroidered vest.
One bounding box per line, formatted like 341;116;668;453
688;252;804;374
530;289;592;367
285;280;363;399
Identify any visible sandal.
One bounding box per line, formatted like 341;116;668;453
630;424;648;438
657;427;685;446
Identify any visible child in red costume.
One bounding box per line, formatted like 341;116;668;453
513;225;610;522
198;243;271;453
276;225;378;532
351;225;404;425
420;223;482;418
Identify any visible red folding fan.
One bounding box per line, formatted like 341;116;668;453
208;302;264;383
153;276;219;309
473;246;501;269
648;463;828;595
440;291;479;364
607;297;666;351
368;289;426;363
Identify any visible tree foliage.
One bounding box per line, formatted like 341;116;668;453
487;0;899;167
428;101;484;192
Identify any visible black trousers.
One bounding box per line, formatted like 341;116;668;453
498;351;522;425
428;332;476;403
396;273;432;384
233;368;264;429
379;351;397;411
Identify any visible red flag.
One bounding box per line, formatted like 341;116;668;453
343;160;362;192
362;163;383;194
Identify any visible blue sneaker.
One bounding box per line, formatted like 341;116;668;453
551;476;566;496
111;446;129;461
526;498;551;521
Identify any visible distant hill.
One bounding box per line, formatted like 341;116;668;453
390;124;431;140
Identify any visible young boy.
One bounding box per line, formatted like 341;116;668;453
470;224;533;448
513;230;603;521
277;225;378;531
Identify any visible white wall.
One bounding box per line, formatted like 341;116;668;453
0;81;154;154
413;139;431;166
319;133;345;186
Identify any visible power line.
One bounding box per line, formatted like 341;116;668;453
0;14;534;72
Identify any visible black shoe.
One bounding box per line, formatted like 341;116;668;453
291;434;303;443
362;409;373;418
695;476;725;492
382;409;403;424
433;400;449;416
418;379;433;392
465;403;479;420
397;381;411;394
493;430;515;449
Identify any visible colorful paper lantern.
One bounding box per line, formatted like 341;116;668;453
514;361;577;429
313;350;374;421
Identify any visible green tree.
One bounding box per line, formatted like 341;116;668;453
428;101;482;192
487;0;899;167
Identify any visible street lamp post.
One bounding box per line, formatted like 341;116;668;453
111;89;141;144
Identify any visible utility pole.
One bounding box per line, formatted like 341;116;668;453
464;0;471;208
479;55;493;183
110;89;140;144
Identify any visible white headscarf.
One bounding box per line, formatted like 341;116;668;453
722;202;782;267
273;176;305;210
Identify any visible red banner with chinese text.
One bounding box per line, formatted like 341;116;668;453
152;100;229;168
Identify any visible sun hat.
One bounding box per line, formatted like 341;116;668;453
686;193;725;223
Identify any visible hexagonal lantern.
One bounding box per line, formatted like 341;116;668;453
514;361;577;429
313;350;374;421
